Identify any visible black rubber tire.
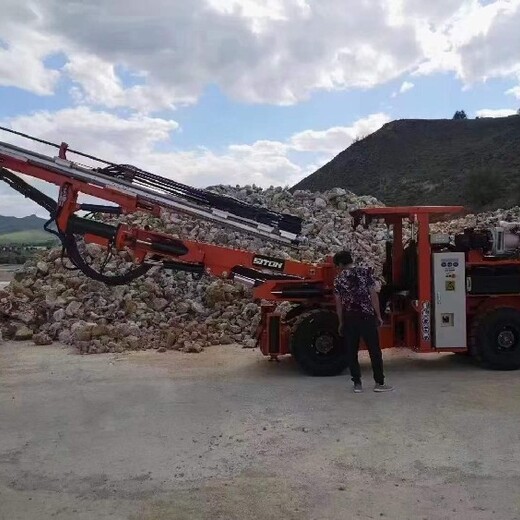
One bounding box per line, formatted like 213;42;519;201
290;309;348;376
470;307;520;370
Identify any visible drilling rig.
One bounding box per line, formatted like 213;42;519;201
2;127;520;374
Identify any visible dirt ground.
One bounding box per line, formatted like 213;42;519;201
1;341;520;520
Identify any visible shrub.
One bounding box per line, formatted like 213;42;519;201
453;110;468;120
465;168;503;209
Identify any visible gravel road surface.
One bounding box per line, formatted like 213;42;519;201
1;342;519;520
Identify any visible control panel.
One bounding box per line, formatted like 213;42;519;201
432;252;467;349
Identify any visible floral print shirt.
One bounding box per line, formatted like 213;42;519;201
333;266;376;317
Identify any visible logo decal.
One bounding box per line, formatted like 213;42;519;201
58;183;70;208
421;301;431;341
252;255;285;271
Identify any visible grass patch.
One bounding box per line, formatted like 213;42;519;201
0;229;58;245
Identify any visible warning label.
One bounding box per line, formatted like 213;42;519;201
445;280;455;291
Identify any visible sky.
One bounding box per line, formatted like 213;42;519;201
1;0;520;218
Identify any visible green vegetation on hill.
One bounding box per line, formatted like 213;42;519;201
0;214;57;264
292;115;520;212
0;214;58;245
0;229;57;246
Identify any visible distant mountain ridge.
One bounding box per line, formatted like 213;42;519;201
0;214;56;245
0;214;48;234
292;115;520;212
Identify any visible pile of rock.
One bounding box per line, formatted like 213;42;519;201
0;186;386;353
116;185;387;267
431;206;520;234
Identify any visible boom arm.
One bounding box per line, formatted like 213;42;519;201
0;130;302;245
0;129;334;302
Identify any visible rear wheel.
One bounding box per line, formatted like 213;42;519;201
290;309;348;376
470;307;520;370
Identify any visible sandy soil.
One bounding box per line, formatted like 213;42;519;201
1;341;520;520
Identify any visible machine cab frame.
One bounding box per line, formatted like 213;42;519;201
350;206;466;353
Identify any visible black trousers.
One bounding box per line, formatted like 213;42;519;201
343;313;384;385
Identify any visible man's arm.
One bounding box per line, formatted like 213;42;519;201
370;287;383;325
335;293;344;336
367;268;383;325
335;294;343;324
333;277;344;336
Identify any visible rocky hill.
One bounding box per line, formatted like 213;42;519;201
292;115;520;212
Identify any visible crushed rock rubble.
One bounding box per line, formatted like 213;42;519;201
0;186;384;353
3;185;512;354
430;206;520;234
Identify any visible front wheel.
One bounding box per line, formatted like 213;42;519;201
470;307;520;370
290;309;348;376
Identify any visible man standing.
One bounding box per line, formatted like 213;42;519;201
333;250;394;393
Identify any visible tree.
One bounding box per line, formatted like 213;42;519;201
453;110;467;120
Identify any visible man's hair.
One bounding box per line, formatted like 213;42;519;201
333;250;353;266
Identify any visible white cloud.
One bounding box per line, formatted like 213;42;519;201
0;108;388;217
506;84;520;98
64;54;193;113
455;1;520;82
0;0;423;110
391;80;415;97
388;0;467;27
413;0;520;83
400;81;415;93
0;1;62;94
1;107;179;162
290;113;390;153
475;108;518;117
205;0;309;28
0;44;60;95
1;0;519;111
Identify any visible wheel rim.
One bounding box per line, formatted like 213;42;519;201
291;312;347;373
314;333;335;354
495;325;519;352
